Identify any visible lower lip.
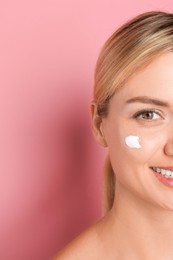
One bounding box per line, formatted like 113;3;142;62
152;169;173;188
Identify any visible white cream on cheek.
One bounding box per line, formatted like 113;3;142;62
125;135;142;149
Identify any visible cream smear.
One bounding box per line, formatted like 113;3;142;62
125;135;142;149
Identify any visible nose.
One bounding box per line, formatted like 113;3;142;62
164;140;173;156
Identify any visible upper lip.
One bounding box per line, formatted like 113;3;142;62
151;166;173;171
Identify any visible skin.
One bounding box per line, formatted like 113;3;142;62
54;52;173;259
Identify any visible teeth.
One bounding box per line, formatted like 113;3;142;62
151;167;173;178
165;170;171;177
156;167;161;173
161;169;166;176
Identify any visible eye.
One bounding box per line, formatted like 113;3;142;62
134;110;162;121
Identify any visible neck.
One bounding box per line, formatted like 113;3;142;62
100;182;173;259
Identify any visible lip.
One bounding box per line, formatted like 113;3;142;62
150;167;173;188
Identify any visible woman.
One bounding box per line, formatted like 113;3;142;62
55;11;173;259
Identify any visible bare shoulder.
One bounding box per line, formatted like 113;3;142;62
53;223;103;260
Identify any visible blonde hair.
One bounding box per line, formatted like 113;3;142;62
93;11;173;212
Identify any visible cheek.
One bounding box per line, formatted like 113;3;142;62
125;135;141;149
108;127;166;169
135;133;165;165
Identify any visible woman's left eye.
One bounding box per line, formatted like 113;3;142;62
134;110;161;120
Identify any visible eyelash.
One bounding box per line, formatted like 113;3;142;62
133;109;163;121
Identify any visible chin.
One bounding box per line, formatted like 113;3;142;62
159;199;173;211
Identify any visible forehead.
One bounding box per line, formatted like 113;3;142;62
110;52;173;105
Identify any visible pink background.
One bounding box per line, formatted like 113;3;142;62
0;1;173;259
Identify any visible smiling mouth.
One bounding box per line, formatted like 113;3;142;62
151;167;173;178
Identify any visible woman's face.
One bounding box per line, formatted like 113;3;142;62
101;52;173;210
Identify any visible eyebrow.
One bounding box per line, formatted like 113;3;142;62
125;96;170;107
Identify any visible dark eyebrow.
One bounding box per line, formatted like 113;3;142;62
126;96;169;107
